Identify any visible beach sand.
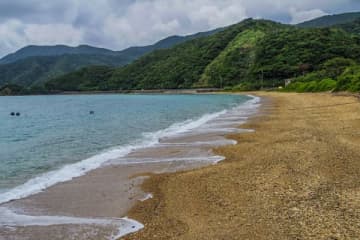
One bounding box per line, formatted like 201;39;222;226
124;92;360;240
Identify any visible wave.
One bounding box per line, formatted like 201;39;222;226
0;95;260;205
0;207;143;240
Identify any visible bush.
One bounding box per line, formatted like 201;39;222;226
321;57;356;78
286;78;336;92
232;83;254;91
336;65;360;92
317;78;337;91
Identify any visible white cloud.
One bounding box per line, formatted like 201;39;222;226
0;20;26;51
0;20;83;57
289;8;328;24
24;24;83;45
102;0;248;49
0;0;359;57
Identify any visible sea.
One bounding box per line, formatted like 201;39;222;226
0;93;255;205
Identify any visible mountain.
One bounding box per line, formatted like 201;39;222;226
45;18;360;93
0;29;219;88
297;12;360;28
0;45;118;64
0;29;220;65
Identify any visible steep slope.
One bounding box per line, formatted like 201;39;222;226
297;12;360;28
197;29;266;88
107;19;277;90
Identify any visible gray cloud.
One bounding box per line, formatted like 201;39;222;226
0;0;359;57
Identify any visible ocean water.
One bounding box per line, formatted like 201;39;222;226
0;94;252;202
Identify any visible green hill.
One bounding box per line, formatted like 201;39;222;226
45;18;360;93
297;12;360;28
47;19;268;91
0;29;219;88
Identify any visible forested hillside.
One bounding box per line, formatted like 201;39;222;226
44;17;360;93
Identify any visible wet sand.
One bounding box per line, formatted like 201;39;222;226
124;92;360;240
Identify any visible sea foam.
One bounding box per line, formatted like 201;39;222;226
0;207;143;240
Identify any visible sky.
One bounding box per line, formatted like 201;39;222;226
0;0;360;57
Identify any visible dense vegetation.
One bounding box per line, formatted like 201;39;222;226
336;18;360;35
107;20;269;90
47;20;283;91
45;66;114;91
286;58;360;92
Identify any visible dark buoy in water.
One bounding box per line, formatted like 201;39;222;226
16;112;20;116
89;111;94;115
10;112;15;116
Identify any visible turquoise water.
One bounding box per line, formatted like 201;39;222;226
0;94;250;196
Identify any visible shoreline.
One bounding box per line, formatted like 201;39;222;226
123;92;360;239
0;94;259;240
0;88;222;97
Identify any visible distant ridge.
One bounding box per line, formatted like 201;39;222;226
0;29;220;65
0;45;117;64
297;12;360;28
0;28;220;87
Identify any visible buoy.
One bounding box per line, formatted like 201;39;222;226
16;112;20;116
10;112;15;116
89;111;94;115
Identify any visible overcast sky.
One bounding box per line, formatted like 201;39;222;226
0;0;359;57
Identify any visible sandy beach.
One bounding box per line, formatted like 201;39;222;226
123;92;360;240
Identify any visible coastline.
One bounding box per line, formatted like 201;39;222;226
0;88;222;97
123;92;360;239
0;94;259;240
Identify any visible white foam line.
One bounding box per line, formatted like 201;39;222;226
0;207;143;240
115;156;225;165
157;139;237;147
214;116;249;121
188;128;251;134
